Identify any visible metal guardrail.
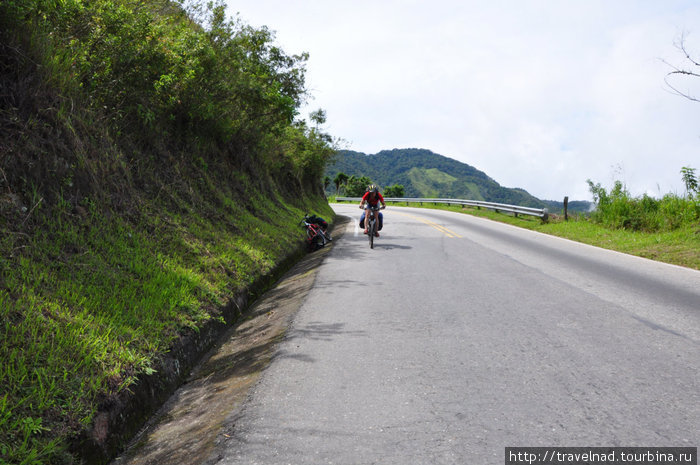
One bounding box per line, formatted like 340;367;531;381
335;197;549;220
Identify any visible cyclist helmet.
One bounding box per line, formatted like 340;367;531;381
367;184;379;193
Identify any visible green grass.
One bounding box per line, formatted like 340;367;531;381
529;217;700;269
2;1;338;462
336;200;700;270
1;189;332;464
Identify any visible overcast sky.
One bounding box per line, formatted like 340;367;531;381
225;0;700;200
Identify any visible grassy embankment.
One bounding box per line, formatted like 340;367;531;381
2;188;332;465
1;1;335;463
335;193;700;270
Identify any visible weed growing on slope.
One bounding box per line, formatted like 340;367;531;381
586;180;700;232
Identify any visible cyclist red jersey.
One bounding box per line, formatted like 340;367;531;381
361;190;385;207
359;185;386;236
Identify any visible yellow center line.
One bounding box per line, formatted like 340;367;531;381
391;211;463;238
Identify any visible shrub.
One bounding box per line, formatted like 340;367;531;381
587;179;699;232
1;0;337;207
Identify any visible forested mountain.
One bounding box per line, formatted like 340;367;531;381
327;148;547;208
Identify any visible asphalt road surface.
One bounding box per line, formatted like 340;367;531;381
212;204;699;465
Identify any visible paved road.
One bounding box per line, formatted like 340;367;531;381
212;204;699;465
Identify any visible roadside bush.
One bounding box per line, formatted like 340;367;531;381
658;193;700;229
4;0;333;176
0;0;338;463
587;179;699;232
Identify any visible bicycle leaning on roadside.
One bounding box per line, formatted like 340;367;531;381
301;215;332;252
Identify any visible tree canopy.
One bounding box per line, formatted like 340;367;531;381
1;0;336;197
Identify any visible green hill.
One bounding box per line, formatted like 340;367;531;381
327;148;546;208
1;1;334;463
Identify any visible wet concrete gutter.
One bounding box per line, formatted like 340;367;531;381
111;216;349;465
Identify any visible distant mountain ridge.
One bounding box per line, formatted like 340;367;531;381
327;148;547;208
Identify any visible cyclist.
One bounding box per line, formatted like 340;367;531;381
359;184;386;236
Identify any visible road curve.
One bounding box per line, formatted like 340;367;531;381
212;204;700;465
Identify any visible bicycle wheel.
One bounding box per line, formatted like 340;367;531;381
306;227;319;251
369;218;375;249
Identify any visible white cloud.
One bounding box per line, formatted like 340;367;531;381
226;0;700;200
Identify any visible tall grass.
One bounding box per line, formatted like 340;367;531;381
0;188;333;464
1;0;338;462
586;180;700;232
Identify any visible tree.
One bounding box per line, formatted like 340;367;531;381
384;184;405;197
664;33;700;102
309;108;327;127
345;175;372;197
681;166;698;197
333;172;349;194
586;179;608;206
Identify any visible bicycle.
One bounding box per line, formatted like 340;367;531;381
301;216;331;252
361;205;384;249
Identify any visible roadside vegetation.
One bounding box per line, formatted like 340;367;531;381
1;0;335;463
333;169;700;270
1;191;331;465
